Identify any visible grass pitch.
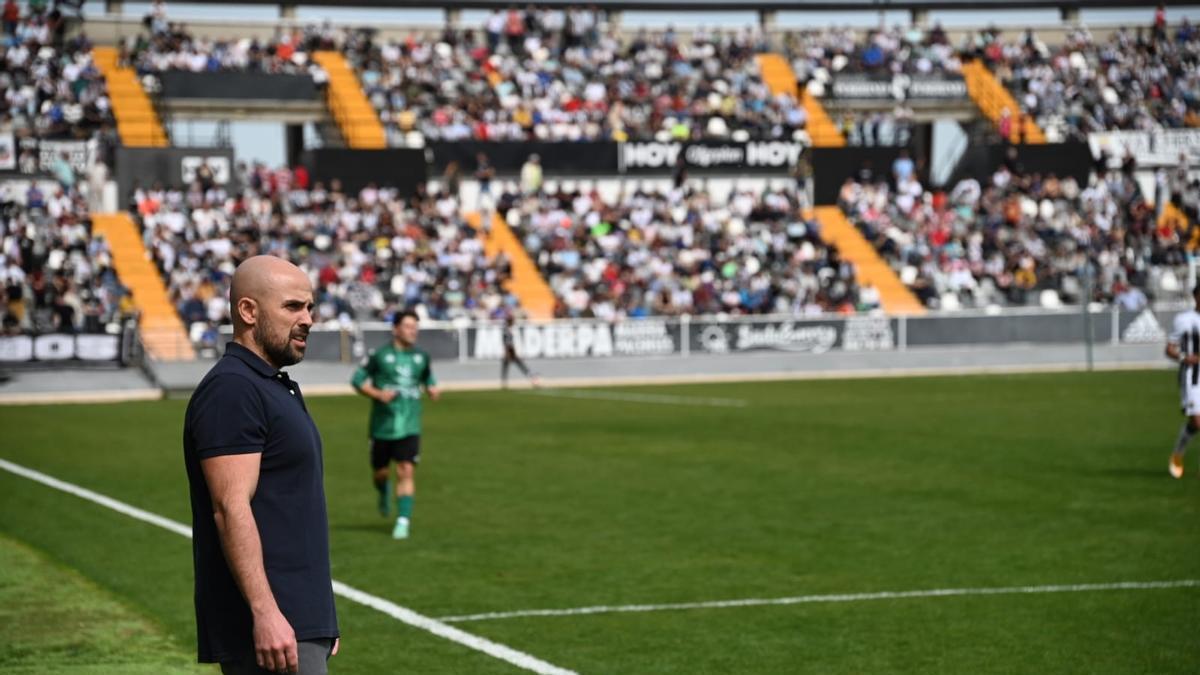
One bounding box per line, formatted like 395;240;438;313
0;370;1197;674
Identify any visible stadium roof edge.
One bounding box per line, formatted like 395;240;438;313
145;0;1190;11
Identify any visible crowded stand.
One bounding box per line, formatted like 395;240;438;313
125;5;337;79
981;22;1200;141
3;1;1197;345
131;165;518;345
119;5;805;145
342;11;807;144
837;156;1186;310
497;183;871;318
785;24;962;80
0;182;133;336
1;2;114;140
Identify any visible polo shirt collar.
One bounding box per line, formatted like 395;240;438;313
225;341;280;378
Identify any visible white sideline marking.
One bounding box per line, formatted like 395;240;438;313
524;388;748;408
0;458;577;675
437;580;1200;623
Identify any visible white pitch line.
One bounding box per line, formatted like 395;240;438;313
0;458;577;675
523;388;748;408
437;579;1200;623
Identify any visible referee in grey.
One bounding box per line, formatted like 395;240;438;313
184;256;340;674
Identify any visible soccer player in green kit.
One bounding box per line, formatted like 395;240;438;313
351;310;440;540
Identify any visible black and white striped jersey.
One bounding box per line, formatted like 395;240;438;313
1171;310;1200;387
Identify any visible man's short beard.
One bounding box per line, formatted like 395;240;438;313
254;320;304;368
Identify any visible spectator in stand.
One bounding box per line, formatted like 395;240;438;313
2;0;18;38
520;154;542;196
474;152;495;203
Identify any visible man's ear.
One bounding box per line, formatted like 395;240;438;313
236;296;258;327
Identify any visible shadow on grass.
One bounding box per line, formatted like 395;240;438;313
331;522;396;535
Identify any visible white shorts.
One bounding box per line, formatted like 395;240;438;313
1182;378;1200;416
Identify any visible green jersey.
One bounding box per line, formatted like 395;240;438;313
351;344;437;440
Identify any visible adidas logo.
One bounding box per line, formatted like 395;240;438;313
1122;309;1166;343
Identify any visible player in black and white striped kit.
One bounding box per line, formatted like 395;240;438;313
1165;285;1200;478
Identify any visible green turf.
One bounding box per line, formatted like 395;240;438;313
0;370;1197;674
0;532;207;674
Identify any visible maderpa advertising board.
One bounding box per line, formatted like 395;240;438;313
468;317;894;360
472;320;678;359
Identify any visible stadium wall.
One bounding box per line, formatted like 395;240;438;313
301;148;427;194
157;72;319;101
207;306;1178;365
3;310;1172;401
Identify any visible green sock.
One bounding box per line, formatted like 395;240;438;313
396;495;414;520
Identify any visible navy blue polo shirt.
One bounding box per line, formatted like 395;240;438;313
183;342;338;663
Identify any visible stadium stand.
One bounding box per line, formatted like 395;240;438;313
92;211;192;358
783;25;948;147
92;46;168;147
130;170;519;346
468;211;557;319
1;9;114;141
496;183;870;318
962;59;1046;144
984;24;1200;142
837;160;1190;310
311;50;386;149
340;11;810;146
126;18;328;75
0;183;133;336
2;0;1199;361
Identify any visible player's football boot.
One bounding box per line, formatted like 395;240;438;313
1170;452;1185;479
392;517;410;540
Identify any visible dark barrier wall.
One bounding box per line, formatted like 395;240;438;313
303;148;426;195
904;312;1110;346
115;146;236;207
950;142;1093;187
158;71;318;101
429;140;805;175
815;142;1094;205
429;141;619;175
811;146;926;204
